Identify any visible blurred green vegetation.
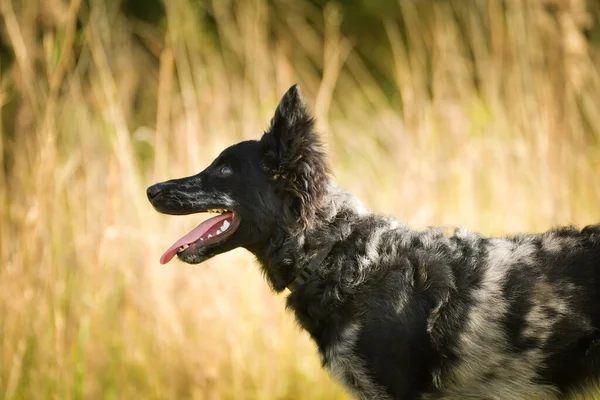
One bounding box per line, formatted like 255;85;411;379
1;0;600;399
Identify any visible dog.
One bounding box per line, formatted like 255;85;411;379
147;85;600;399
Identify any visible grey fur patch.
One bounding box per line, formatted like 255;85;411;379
432;239;560;399
522;280;569;343
542;234;577;254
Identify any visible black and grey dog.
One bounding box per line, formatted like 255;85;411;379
147;85;600;399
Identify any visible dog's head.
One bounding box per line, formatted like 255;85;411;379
147;85;329;265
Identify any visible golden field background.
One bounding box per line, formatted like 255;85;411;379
1;0;600;398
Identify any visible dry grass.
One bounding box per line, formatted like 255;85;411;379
0;0;599;398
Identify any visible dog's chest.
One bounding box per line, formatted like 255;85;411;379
323;323;392;400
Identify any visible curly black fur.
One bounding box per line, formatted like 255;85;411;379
148;85;600;400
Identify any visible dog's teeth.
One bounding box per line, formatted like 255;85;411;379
207;234;212;238
222;220;230;230
216;229;222;235
178;244;189;253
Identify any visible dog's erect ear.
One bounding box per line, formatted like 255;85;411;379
261;85;329;228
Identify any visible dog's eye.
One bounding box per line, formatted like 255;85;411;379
219;165;233;176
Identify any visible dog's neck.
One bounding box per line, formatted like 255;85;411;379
247;183;368;292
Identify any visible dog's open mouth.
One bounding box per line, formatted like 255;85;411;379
160;209;240;264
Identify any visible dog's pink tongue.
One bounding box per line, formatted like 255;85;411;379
160;213;232;265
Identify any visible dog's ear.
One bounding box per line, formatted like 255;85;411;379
261;85;329;229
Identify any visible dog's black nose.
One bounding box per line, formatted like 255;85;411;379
146;184;163;201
